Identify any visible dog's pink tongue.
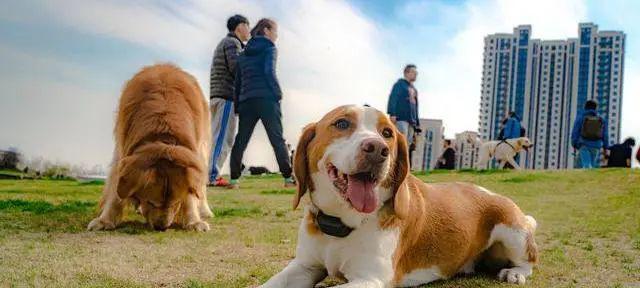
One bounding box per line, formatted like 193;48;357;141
346;175;377;213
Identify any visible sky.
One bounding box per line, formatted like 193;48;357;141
1;0;639;171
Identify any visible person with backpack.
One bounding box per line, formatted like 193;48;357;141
571;100;609;169
498;112;524;169
606;137;636;168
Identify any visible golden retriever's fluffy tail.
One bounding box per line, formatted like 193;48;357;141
118;142;205;174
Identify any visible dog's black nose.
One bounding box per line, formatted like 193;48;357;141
361;138;389;162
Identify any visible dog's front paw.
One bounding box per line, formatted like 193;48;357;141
498;268;526;285
185;221;210;232
87;218;116;231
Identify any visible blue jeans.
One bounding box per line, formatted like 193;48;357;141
579;146;600;169
395;120;413;144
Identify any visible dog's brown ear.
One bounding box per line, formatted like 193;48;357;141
293;123;316;210
184;167;205;199
115;155;144;199
391;127;410;219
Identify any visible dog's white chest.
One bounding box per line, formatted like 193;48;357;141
300;214;399;280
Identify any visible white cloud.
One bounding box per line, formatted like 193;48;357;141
3;0;639;170
2;0;395;172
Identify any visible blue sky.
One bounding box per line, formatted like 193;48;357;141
1;0;639;170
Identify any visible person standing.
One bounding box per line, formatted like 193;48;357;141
208;15;250;186
387;64;420;145
571;100;609;169
229;18;294;189
606;137;635;168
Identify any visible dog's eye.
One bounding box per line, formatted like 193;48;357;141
334;119;350;130
382;128;393;138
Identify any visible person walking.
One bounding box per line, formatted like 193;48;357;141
606;137;635;168
387;64;420;146
571;100;609;169
500;111;523;168
208;14;250;186
228;18;294;189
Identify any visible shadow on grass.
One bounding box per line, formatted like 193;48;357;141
412;169;512;176
77;180;105;186
213;206;262;218
0;199;95;214
260;189;295;195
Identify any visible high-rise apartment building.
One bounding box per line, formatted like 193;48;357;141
479;23;625;169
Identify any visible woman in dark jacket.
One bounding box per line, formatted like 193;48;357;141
228;18;294;188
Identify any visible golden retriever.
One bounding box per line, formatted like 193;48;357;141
88;64;213;231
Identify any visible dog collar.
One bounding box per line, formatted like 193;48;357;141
315;209;354;238
497;140;517;151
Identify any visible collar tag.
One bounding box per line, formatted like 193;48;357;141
316;210;354;238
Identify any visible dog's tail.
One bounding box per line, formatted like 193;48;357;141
524;215;537;232
119;142;205;174
115;142;206;199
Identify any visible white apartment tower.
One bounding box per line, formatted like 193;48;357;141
479;23;625;169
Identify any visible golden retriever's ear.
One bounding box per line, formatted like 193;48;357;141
391;127;410;219
293;123;316;210
115;155;144;199
185;167;205;199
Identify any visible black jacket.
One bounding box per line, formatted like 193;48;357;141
234;36;282;108
210;33;244;100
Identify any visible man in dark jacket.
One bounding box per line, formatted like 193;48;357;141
607;137;635;168
208;15;250;186
387;64;420;145
571;100;609;169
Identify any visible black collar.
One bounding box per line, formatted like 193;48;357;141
315;209;354;238
497;139;517;151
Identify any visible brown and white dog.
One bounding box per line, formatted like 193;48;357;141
88;64;213;232
477;137;534;170
262;105;538;287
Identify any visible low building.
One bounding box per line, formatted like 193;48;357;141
411;119;444;171
455;131;481;169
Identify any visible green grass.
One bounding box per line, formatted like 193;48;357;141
0;169;639;287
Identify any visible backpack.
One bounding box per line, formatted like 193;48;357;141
580;115;603;141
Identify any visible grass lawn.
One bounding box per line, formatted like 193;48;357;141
0;169;639;287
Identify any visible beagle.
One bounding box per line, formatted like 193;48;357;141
261;105;538;287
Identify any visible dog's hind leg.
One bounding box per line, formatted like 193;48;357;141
506;157;521;170
488;221;538;285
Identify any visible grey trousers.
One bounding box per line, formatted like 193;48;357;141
208;98;237;182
